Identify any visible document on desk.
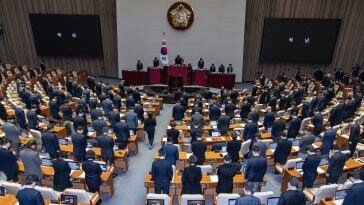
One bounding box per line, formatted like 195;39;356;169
210;175;218;183
317;167;326;174
292;146;300;152
212;132;220;137
212;125;217;129
239;123;246;128
186;153;192;159
206;138;212;142
79;172;85;179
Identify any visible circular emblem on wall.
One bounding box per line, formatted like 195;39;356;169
167;2;194;31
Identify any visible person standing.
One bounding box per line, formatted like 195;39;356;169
71;126;87;162
226;132;241;163
182;155;202;195
136;60;143;71
153;57;159;67
144;113;156;149
82;150;102;193
227;64;233;73
198;58;204;69
216;155;239;194
191;136;207;165
163;137;179;165
245;145;267;192
348;123;361;158
302;147;321;188
0;139;18;181
326;145;347;184
151;148;173;194
16;175;44;205
52;154;72;191
277;177;306;205
19;141;42;182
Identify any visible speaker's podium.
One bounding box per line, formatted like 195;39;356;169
168;76;183;90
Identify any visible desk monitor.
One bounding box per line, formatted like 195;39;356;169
267;197;280;205
102;116;108;121
86;114;91;119
320;158;328;166
292;139;300;146
296;161;304;170
270;143;277;149
99;163;107;172
228;199;236;205
315;136;321;142
59;138;68;145
41;158;53;167
334;189;347;200
187;200;205;205
60;194;77;205
147;199;165;205
68;161;80;170
0;186;5;196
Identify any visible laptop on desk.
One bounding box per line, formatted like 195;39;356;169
41;158;53;167
333;189;347;205
270;142;277;150
68;161;80;170
228;199;236;205
147;199;164;205
267;197;280;205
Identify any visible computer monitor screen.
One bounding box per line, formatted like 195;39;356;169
296;161;304;170
68;161;80;170
59;138;68;145
41;158;53;166
270;143;277;149
60;194;77;205
320;158;328;166
315;136;321;142
335;189;347;200
187;200;205;205
147;199;165;205
0;186;5;196
86;114;91;119
267;197;280;205
99;163;107;172
292;139;300;146
228;199;237;205
87;126;94;132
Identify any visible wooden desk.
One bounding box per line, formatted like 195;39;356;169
320;199;335;205
0;194;17;205
52;126;67;138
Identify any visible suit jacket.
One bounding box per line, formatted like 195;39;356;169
41;132;60;158
240;103;251;118
277;190;306;205
112;95;122;109
97;135;115;161
15;107;27;129
182;165;202;194
299;134;315;153
19;148;42;180
172;104;185;121
227;139;241;162
167;128;180;144
134;105;144;121
60;104;73;121
243;122;258;141
312;113;324;136
53;158;72;191
126;111;138;129
191;140;207;164
328;152;347;178
108;110;120;128
151;159;173;187
287;118;302;139
225;103;236;119
114;122;130;142
49;100;59;119
301;102;311;118
217;115;230;134
198;60;204;68
144;118;156;132
191;113;204;128
342;182;364;205
163;144;179;165
92;119;106;136
271;120;286;139
2;122;20;149
16;188;44;205
72;115;87;133
90;109;102;121
321;129;337;155
302;154;321;188
245;156;267;182
263;111;275;129
227;66;233;73
101;99;113;115
216;163;238;194
209;105;221;121
274;139;292;165
27;110;38;130
0;102;7;121
0;147;18;181
82;160;102;193
71;132;87;161
249;110;259;123
125;96;135;109
235;196;261;205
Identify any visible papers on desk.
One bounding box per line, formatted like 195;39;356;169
334;199;344;205
354;158;364;165
212;125;217;129
312;143;319;149
212;132;220;137
79;172;85;179
167;126;171;129
87;132;94;137
186;153;192;159
162;137;167;142
271;149;275;153
317;167;326;174
239;123;246;128
70;170;76;176
292;146;300;152
210;175;218;183
0;132;5;137
210;121;217;126
206;138;212;142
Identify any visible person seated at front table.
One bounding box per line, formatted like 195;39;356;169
136;60;143;71
210;63;216;72
227;64;233;73
218;64;225;74
82;150;102;193
198;58;204;69
174;55;183;65
153;57;159;67
16;175;45;205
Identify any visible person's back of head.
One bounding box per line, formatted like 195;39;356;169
25;140;37;150
287;177;299;190
243;182;255;195
252;144;260;156
86;150;96;161
158;148;165;159
224;154;231;164
189;155;197;165
25;174;39;186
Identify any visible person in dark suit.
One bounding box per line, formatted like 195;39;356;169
101;98;113;116
134;103;144;123
174;55;182;65
327;145;347;184
209;64;216;72
52;154;72;191
342;175;364;205
312;112;324;136
218;64;225;74
112;94;122;111
97;129;115;164
227;64;233;73
273;133;292;167
298;133;315;154
263;107;275;131
90;107;102;121
41;129;60;159
277;177;306;205
114;121;130;149
125;95;135;110
126;108;138;133
245;145;267;192
198;58;204;69
72;113;87;134
15;106;27;129
71;126;87;162
217;113;230;135
190;123;203;143
240;102;252;119
227;133;241;163
243;120;258;141
225;100;236;119
151;148;173;194
60;103;73;122
321;128;337;155
136;60;143;71
216;155;239;194
49;97;60;120
0;139;18;181
271;120;286;140
163;137;179;165
191;110;204;128
167;122;180;144
19;141;42;183
172;101;184;121
209;102;221;121
182;155;202;194
82;150;102;193
92;116;106;137
144;113;156;149
302;147;321;188
27;108;38;130
348;123;361;158
235;182;261;205
153;57;159;67
2;120;20;152
108;109;121;128
191;136;207;165
287;115;302;139
16;175;44;205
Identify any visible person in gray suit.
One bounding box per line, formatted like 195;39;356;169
19;141;42;183
2;119;20;152
217;113;230;135
299;133;316;155
125;108;138;133
191;110;204;128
